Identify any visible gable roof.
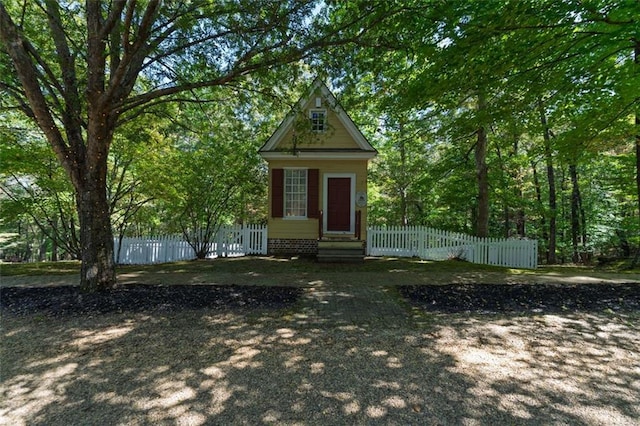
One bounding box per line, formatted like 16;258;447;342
259;77;377;159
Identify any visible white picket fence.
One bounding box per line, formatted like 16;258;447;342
115;224;268;265
367;226;538;269
114;224;537;269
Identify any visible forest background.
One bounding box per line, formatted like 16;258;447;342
1;1;638;291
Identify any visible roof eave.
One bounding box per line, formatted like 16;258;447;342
259;151;377;160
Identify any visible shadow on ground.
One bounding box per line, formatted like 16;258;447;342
2;282;639;425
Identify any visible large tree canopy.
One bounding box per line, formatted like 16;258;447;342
0;0;398;291
327;0;638;262
1;0;639;284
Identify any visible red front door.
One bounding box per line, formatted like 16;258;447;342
327;177;351;232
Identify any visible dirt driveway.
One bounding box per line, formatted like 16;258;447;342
2;258;639;425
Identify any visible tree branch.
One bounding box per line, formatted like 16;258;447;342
0;3;77;184
100;0;127;41
44;0;84;150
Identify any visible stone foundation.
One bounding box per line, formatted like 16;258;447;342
268;238;318;255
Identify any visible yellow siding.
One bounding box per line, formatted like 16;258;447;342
268;217;319;240
267;159;370;240
277;106;361;151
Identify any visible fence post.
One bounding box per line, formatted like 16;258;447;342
262;224;268;255
215;227;222;257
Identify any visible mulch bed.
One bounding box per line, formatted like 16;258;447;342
399;283;640;314
3;283;640;318
0;285;302;317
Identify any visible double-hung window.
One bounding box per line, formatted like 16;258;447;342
284;169;307;217
309;109;326;132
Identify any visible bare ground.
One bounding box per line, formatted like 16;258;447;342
1;258;639;425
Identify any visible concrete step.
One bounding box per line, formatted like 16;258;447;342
317;240;365;262
316;254;365;263
317;248;365;256
317;240;364;250
317;238;365;263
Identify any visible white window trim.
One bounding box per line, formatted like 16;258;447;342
322;173;356;234
309;109;327;133
283;168;308;220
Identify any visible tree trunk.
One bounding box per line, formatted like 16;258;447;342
515;187;526;237
633;39;640;268
569;164;581;263
77;192;115;289
74;99;117;290
538;100;557;264
51;236;58;262
495;145;511;238
578;170;588;260
38;237;47;261
504;205;510;238
512;140;526;238
635;108;640;267
76;162;116;292
398;122;409;226
531;162;547;244
475;93;489;238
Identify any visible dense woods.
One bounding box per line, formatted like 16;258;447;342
1;1;638;290
330;1;638;265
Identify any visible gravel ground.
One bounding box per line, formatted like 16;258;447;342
2;281;639;425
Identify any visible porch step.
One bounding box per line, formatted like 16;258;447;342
317;240;363;250
317;254;365;263
317;240;365;263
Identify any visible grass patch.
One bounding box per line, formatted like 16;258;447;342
0;260;81;276
1;256;512;278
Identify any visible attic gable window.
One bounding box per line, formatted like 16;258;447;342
284;169;307;218
309;109;326;132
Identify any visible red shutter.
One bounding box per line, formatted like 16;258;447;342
307;169;319;219
272;168;284;218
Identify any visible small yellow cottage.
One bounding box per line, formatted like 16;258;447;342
259;78;377;261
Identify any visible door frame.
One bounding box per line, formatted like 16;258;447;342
323;173;356;235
